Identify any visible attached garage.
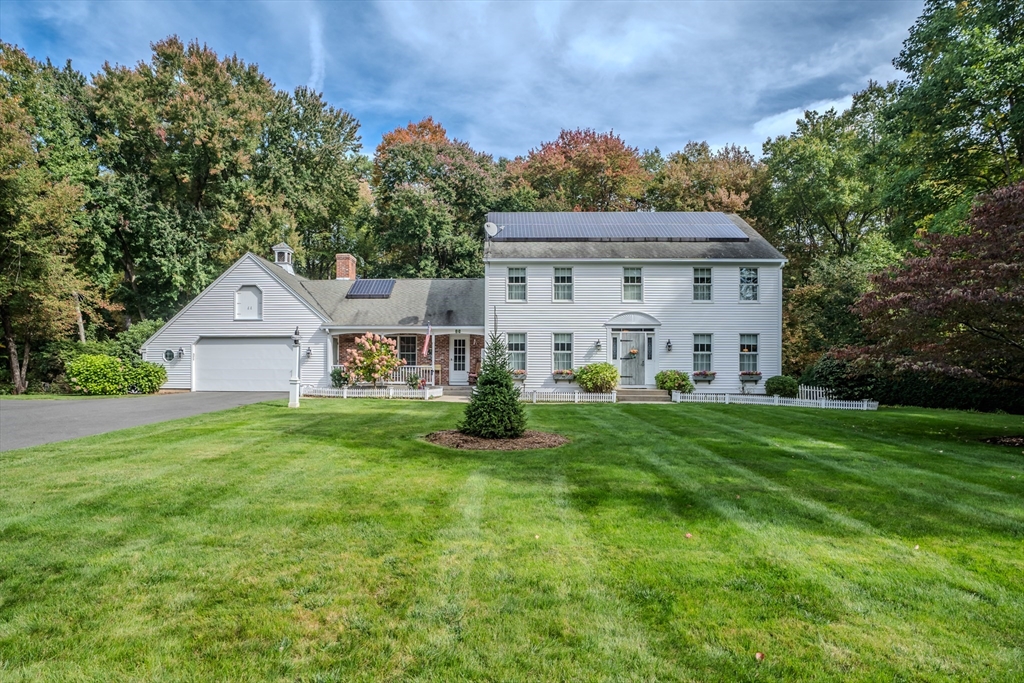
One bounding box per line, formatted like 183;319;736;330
194;337;294;392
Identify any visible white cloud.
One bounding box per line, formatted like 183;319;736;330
307;10;325;93
751;94;854;141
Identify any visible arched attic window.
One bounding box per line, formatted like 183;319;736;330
235;285;263;320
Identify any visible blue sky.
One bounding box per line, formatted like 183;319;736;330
1;0;924;159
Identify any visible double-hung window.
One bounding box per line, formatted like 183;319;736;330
739;267;759;301
398;336;418;365
623;267;643;301
554;267;573;301
507;267;526;301
507;333;526;372
693;267;712;301
693;334;712;372
553;333;573;371
740;334;759;372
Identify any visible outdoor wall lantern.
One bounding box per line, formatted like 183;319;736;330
666;340;673;352
305;347;312;359
177;347;184;359
292;327;301;346
595;339;602;350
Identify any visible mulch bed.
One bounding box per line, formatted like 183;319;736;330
426;430;569;451
982;435;1024;447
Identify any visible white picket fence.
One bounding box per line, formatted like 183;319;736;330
671;391;877;411
301;385;444;400
798;385;835;401
520;390;617;404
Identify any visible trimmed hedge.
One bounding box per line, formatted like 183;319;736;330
655;370;694;393
803;355;1024;414
573;363;619;393
765;375;799;398
66;354;166;395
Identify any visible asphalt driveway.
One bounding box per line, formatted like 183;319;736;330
0;392;285;451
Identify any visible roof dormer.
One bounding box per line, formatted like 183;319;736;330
272;243;294;274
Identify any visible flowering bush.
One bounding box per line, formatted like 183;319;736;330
343;333;405;386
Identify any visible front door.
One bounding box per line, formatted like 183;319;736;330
449;336;469;385
619;332;646;386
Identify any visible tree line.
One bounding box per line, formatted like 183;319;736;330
2;0;1021;400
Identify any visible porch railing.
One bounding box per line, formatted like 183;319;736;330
332;364;437;386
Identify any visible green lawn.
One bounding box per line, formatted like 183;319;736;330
1;401;1022;682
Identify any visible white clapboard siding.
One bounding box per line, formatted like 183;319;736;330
486;261;783;393
671;391;878;411
142;255;331;390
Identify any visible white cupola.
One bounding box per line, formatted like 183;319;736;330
271;243;294;274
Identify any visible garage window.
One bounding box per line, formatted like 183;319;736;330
235;286;263;320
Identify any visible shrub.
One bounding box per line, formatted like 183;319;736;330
655;370;694;393
764;375;798;397
407;374;422;389
330;366;349;388
459;334;527;439
804;354;1024;414
124;362;167;394
343;333;405;386
573;362;619;393
65;355;127;395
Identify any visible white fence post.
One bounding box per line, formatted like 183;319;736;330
774;395;779;406
532;391;537;404
343;386;348;399
612;391;617;403
724;394;730;404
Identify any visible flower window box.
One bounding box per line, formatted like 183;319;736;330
739;371;762;383
692;371;716;383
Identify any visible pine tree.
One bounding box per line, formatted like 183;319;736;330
459;333;527;439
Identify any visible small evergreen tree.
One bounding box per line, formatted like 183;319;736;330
459;333;527;439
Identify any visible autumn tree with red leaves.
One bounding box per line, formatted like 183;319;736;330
854;182;1024;385
509;128;649;211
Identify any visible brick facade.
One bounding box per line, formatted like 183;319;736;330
333;332;483;385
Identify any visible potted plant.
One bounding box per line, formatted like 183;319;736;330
552;369;575;382
692;370;716;383
739;371;763;383
512;369;527;381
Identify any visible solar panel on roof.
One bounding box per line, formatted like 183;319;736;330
486;211;748;242
346;279;395;299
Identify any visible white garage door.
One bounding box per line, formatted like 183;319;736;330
195;337;294;391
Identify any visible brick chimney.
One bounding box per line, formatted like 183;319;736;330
335;253;357;280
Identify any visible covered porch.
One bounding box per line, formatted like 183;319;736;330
328;329;485;386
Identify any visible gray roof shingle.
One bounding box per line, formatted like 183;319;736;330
252;255;483;327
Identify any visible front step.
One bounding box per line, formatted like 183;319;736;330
441;385;474;397
615;389;673;403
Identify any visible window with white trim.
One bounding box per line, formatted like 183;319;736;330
507;267;526;301
693;267;712;301
234;286;262;320
553;333;573;371
693;334;712;372
740;334;759;372
507;333;526;372
398;336;418;365
740;267;759;301
554;267;573;301
623;267;643;301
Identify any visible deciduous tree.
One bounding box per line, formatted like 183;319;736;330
509;128;649;211
854;181;1024;385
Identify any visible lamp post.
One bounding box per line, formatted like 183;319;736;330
289;326;301;408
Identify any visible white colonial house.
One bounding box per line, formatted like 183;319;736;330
142;212;785;393
484;212;785;393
